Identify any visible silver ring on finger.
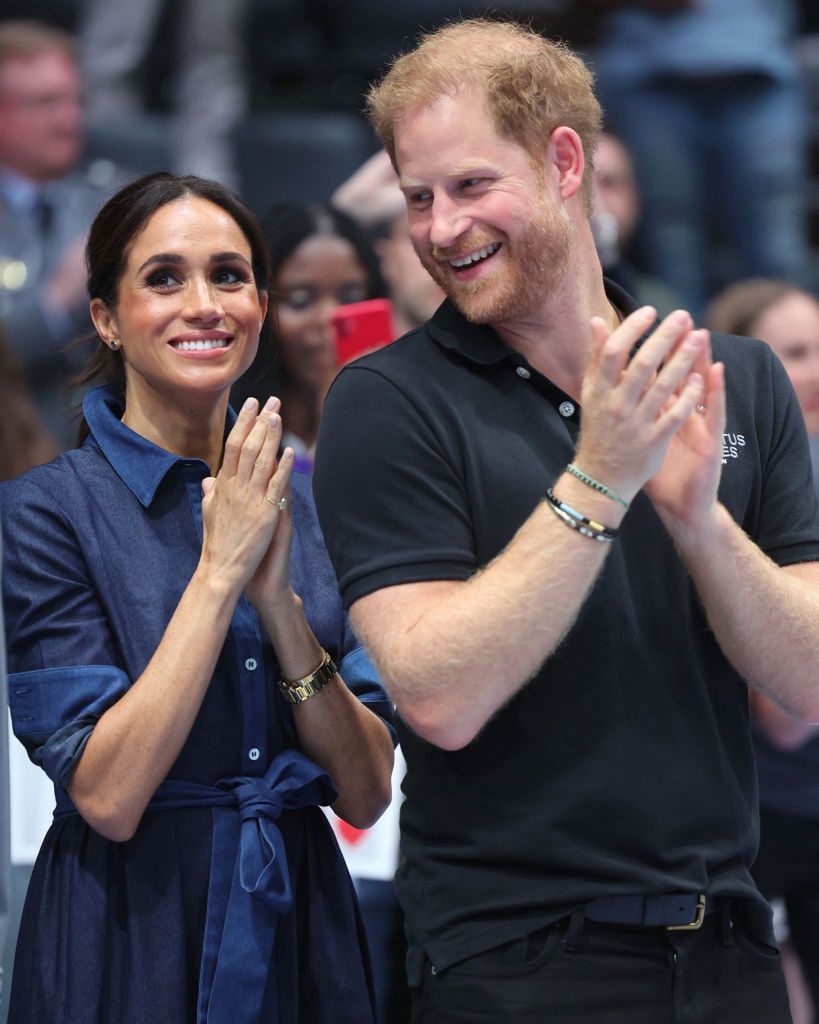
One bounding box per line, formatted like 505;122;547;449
264;495;287;510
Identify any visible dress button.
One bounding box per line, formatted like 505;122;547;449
558;401;575;418
515;366;531;380
245;658;257;671
248;747;260;761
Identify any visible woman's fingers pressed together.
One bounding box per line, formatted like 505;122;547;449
221;396;259;476
250;409;283;492
265;447;295;509
236;396;278;482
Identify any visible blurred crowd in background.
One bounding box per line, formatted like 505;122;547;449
3;1;819;1022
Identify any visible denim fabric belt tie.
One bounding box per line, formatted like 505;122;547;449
55;748;338;1024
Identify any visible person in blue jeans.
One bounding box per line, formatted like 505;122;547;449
1;171;394;1024
594;0;810;319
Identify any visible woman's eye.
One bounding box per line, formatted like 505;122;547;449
147;269;181;289
339;284;368;305
213;266;248;286
283;289;314;311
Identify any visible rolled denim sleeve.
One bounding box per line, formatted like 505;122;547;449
1;474;130;786
337;642;396;747
9;665;130;786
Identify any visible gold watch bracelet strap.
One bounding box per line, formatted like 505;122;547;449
278;649;338;704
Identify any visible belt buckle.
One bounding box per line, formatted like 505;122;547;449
666;894;707;931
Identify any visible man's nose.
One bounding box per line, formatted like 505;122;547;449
429;194;470;251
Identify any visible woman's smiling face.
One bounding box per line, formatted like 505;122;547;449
273;232;370;392
92;196;268;406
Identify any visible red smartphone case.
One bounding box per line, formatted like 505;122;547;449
332;299;395;367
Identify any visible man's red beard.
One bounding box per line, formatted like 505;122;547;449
418;198;572;325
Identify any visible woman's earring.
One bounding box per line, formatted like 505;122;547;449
109;338;120;350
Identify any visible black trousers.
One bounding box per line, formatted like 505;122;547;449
752;805;819;1012
409;911;792;1024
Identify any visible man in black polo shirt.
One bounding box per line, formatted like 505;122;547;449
313;19;819;1023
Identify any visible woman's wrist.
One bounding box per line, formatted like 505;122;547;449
254;585;302;622
257;589;329;681
190;561;245;607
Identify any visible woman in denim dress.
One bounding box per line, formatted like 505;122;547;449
1;172;394;1024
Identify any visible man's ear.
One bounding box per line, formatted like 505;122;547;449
547;126;585;202
90;297;118;346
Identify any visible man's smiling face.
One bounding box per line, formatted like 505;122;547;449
396;87;572;325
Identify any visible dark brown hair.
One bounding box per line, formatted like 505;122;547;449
76;172;273;443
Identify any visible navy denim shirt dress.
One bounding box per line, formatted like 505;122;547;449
1;385;392;1024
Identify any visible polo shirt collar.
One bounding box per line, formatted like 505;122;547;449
426;277;641;365
83;384;237;507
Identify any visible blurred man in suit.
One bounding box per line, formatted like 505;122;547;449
0;22;118;447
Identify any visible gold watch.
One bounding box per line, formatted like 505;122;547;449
278;650;338;704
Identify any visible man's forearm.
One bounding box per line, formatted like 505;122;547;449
669;503;819;719
352;472;625;749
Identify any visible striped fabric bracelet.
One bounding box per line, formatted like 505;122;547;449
545;488;618;542
565;463;629;511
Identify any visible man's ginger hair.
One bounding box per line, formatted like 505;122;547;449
367;19;602;211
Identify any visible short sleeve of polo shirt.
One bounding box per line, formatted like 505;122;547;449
314;364;476;609
1;474;130;788
748;342;819;565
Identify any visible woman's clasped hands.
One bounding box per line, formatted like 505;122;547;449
199;395;295;605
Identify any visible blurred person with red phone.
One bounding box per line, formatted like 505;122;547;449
231;202;389;473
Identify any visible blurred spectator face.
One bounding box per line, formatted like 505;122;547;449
592;134;640;257
274;233;369;391
751;292;819;436
377;212;444;329
0;47;83;182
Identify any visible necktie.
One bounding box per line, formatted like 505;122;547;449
32;193;53;238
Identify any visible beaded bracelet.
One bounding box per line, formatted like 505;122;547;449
565;463;629;511
545;488;618;543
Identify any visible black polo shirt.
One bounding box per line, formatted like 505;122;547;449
313;282;819;971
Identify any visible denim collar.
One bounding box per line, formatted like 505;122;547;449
83;384;237;508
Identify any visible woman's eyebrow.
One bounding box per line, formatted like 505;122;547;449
137;252;184;273
211;251;251;265
136;251;251;273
